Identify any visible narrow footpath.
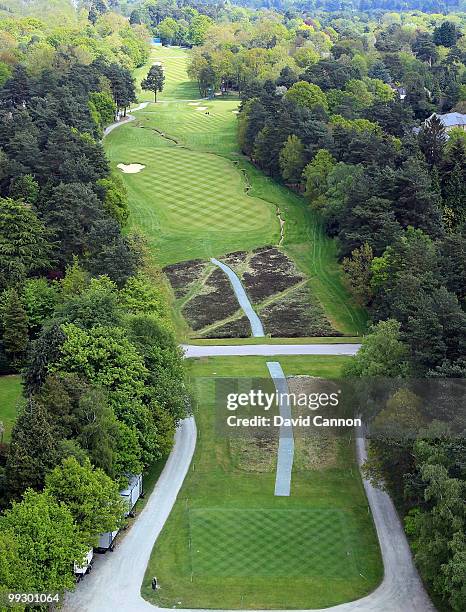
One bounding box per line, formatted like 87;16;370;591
210;257;294;496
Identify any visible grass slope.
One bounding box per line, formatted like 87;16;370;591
142;356;382;609
0;375;23;442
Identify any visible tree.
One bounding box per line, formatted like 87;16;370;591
5;399;59;499
97;172;129;226
302;149;335;207
22;279;58;336
2;289;28;363
343;319;410;378
342;243;374;305
141;64;165;102
45;457;125;548
104;63;136;115
0;198;52;289
389;158;443;237
57;276;121;330
408;463;465;610
412;32;438;65
433;22;459;48
285;81;328;112
8;174;39;205
89;91;116;128
85;220;142;287
419;115;447;166
187;14;213;46
0;489;85;593
279;135;305;183
368;60;391;83
41;182;105;267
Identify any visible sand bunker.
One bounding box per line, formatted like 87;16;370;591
195;106;208;111
117;163;145;174
232;110;239;114
188;102;200;105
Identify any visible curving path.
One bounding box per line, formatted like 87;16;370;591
103;102;149;138
210;257;264;337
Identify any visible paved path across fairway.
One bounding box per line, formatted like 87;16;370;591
103;102;149;137
182;343;361;357
267;362;294;496
210;257;264;337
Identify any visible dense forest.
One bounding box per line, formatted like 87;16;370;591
0;2;189;599
183;6;466;610
0;0;464;609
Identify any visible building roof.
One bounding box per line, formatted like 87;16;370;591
432;112;466;127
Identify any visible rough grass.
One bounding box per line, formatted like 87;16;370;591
0;375;23;442
258;283;339;337
142;356;382;609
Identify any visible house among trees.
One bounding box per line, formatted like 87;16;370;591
428;112;466;132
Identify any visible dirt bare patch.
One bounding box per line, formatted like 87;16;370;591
242;246;303;302
259;285;339;337
200;315;251;338
222;250;248;268
163;259;208;298
182;268;239;331
287;376;340;470
229;432;278;473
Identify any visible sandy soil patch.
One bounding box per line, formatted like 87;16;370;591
188;102;200;105
117;163;145;174
195;106;208;111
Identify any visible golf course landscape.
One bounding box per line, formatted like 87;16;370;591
104;46;367;338
141;356;382;609
103;45;383;610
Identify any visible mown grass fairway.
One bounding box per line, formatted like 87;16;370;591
106;45;366;335
142;356;382;609
136;46;199;101
0;375;23;442
105;108;277;266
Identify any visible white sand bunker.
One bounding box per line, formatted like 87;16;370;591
117;163;145;174
188;101;200;105
195;106;208;111
232;110;239;114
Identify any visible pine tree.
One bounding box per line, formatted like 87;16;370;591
2;289;28;364
419;115;447;166
5;399;59;499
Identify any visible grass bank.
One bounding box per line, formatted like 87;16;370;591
0;375;23;442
